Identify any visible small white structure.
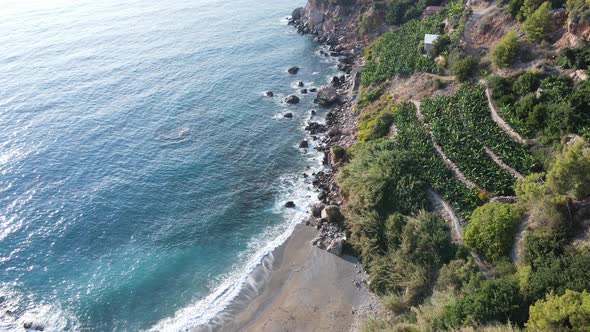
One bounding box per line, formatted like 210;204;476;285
424;34;439;53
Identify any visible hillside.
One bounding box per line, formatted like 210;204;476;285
300;0;590;330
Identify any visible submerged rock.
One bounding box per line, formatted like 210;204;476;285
285;95;300;104
285;201;296;208
299;140;309;148
298;81;304;87
301;88;308;94
283;112;293;118
265;91;274;97
288;66;300;75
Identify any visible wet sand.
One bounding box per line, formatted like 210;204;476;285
217;224;377;332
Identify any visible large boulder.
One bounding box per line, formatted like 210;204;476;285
291;7;304;21
327;237;345;256
321;205;344;224
310;202;324;217
285;95;300;104
314;86;339;107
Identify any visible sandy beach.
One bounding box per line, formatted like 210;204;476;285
213;223;377;332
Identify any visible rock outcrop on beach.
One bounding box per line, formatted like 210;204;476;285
314;86;339;107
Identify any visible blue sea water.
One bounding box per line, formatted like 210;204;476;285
0;0;338;330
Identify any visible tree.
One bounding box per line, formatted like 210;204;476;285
546;139;590;199
493;31;519;68
523;2;553;42
527;290;590;331
464;202;521;261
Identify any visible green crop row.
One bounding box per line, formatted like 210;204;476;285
361;15;442;85
421;86;522;195
392;102;479;219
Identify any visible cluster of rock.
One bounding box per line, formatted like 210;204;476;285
306;204;346;255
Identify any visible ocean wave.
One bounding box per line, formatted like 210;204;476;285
146;127;327;332
0;285;79;332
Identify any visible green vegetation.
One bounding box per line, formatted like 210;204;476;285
451;55;479;82
558;43;590;70
566;0;590;26
362;16;443;84
464;203;521;261
490;69;590;140
493;31;519;69
421;85;535;194
523;2;552;42
527;289;590;330
342;1;590;330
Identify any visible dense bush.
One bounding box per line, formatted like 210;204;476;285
527;289;590;330
442;276;525;327
451;55;478;81
490;71;589;140
523;2;552;42
557;43;590;69
435;258;481;292
493;31;519;68
464;202;521;261
524;251;590;303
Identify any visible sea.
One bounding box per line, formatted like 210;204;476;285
0;0;338;330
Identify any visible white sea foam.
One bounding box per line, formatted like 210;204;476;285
147;114;329;332
0;285;80;332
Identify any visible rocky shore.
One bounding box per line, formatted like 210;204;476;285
288;4;362;257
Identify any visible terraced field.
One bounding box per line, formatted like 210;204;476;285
420;85;535;195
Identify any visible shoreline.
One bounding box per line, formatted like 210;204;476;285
199;11;376;332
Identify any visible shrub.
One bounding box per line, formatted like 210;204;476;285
399;211;455;268
451;56;478;82
435;258;481;292
464;202;521;261
566;0;590;26
443;276;525;327
512;71;542;96
557;43;590;69
527;290;590;330
524;251;590;303
493;31;519;68
523;2;553;42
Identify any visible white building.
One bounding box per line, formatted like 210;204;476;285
424;34;439;53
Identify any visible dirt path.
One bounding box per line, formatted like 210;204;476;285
481;81;531;145
510;216;528;264
464;1;498;55
426;189;493;278
412;100;482;191
484;146;524;179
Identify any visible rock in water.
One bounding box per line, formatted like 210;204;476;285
265;91;274;97
299;140;309;148
283;112;293;118
288;66;300;75
301;88;308;94
285;95;300;104
305;122;327;134
314;86;338;107
285;201;296;208
297;81;304;87
321;205;343;224
309;88;317;92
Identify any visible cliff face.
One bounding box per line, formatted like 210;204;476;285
291;0;366;48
